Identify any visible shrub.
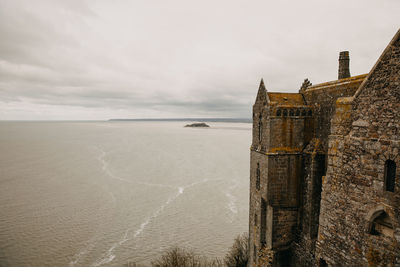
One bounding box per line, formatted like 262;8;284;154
128;233;248;267
151;247;222;267
224;233;249;267
123;262;147;267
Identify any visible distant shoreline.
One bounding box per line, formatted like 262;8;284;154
108;118;251;123
0;118;252;123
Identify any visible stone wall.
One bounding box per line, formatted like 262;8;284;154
272;208;298;247
249;30;400;266
302;74;366;154
316;30;400;266
269;115;312;151
267;155;301;207
249;150;270;266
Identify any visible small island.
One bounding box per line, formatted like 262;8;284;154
184;122;210;128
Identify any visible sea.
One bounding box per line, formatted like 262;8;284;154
0;121;250;266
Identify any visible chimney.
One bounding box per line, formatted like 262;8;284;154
338;51;350;79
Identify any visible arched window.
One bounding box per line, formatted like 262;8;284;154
258;115;262;142
256;163;261;190
295;109;300;116
282;109;288;117
308;110;312;116
289;109;294;116
301;109;306;116
276;109;281;116
369;210;394;238
384;160;396;192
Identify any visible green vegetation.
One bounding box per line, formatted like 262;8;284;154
151;247;222;267
223;233;248;267
123;233;248;267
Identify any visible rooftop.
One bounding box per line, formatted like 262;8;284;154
305;74;367;92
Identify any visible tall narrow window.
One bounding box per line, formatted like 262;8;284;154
258;115;262;142
256;163;261;190
260;198;267;246
384;160;396;192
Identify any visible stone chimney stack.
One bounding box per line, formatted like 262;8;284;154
338;51;350;79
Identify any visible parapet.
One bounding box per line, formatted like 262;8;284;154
267;92;305;107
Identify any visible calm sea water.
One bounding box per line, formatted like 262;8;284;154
0;121;250;266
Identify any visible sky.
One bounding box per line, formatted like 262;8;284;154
0;0;399;120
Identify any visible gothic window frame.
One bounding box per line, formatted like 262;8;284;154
289;109;294;116
276;109;281;116
367;209;394;238
282;109;288;117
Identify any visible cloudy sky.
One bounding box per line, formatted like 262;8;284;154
0;0;399;120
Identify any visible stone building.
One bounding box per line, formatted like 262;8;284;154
248;29;400;266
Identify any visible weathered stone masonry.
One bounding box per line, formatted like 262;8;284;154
248;29;400;266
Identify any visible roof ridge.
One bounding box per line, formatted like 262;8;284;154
353;28;400;99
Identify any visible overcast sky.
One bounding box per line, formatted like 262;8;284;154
0;0;399;120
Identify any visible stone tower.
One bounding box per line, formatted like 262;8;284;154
249;79;314;265
248;29;400;266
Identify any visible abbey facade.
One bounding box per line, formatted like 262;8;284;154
249;29;400;266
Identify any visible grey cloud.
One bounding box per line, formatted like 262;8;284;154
0;0;399;120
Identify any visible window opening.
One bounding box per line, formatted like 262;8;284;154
256;163;261;190
258;115;263;142
319;259;327;267
369;211;394;238
260;198;267;246
384;160;396;192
